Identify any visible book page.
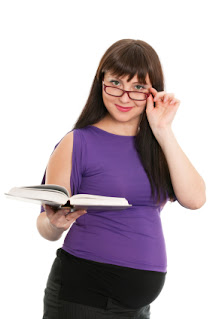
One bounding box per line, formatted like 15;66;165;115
23;184;69;196
70;194;129;205
71;194;126;201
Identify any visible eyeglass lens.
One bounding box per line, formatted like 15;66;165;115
105;86;147;101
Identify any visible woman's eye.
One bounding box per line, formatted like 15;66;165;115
135;85;145;90
110;80;120;86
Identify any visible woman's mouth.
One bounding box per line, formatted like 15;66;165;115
115;104;133;112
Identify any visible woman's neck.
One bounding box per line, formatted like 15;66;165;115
92;115;139;136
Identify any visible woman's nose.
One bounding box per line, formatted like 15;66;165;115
119;91;131;103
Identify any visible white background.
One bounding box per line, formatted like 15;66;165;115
1;0;212;318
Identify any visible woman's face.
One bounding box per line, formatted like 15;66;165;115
102;71;152;127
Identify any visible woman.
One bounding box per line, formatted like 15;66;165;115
37;39;206;319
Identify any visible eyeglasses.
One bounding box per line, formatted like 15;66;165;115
102;81;150;101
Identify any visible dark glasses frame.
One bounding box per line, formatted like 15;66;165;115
102;81;150;101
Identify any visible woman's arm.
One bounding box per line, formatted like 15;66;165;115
37;206;87;241
153;128;206;209
36;131;87;240
37;209;67;241
146;88;206;209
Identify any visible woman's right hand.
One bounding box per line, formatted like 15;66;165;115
44;204;87;231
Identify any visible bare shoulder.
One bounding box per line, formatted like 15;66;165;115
59;130;74;147
45;131;74;195
52;131;74;156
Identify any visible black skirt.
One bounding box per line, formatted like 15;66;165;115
42;248;166;319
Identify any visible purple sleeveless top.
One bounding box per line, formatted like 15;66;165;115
58;125;168;272
41;125;170;271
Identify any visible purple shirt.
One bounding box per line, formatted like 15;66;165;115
60;125;168;272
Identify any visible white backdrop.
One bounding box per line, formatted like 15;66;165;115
1;1;212;318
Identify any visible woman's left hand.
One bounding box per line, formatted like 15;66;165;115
146;87;180;134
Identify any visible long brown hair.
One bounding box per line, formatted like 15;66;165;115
72;39;176;203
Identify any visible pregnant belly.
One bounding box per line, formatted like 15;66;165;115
59;249;166;309
109;264;166;308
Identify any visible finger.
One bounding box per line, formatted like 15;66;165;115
150;90;174;103
53;208;72;221
163;93;175;103
169;98;180;106
152;91;166;102
169;99;176;105
64;209;87;221
149;87;158;99
149;87;158;94
146;92;154;113
44;204;58;211
149;88;174;104
44;204;57;217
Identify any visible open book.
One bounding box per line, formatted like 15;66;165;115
5;184;132;212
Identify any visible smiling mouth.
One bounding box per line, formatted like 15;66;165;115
115;104;134;110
